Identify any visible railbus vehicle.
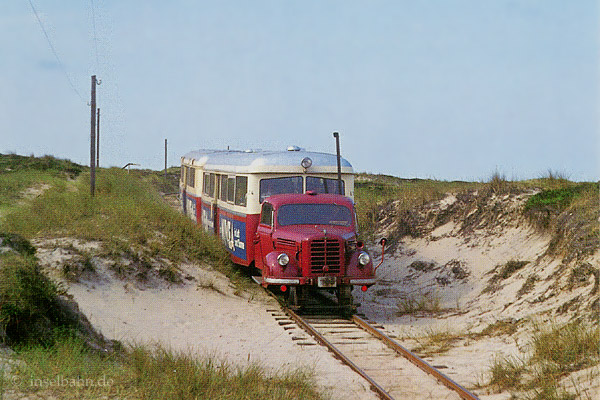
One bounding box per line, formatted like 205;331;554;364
180;146;376;311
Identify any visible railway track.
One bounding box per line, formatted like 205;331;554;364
267;293;479;400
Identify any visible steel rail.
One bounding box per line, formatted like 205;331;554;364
285;308;394;400
264;287;478;399
352;315;479;400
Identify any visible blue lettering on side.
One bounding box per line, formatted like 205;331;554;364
220;215;247;261
201;204;213;232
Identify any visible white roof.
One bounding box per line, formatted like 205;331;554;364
182;149;353;174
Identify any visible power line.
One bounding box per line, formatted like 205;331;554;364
27;0;86;103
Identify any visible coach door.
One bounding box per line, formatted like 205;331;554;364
254;201;274;272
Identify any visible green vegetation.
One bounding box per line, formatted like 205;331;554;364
1;168;227;267
354;171;599;265
134;166;182;194
0;155;324;399
410;327;461;356
354;173;478;239
0;233;35;256
482;260;530;294
489;355;527;391
488;321;600;399
0;153;83;177
527;182;599;262
497;260;530;279
524;183;594;217
409;321;522;358
396;291;443;316
0;238;75;346
0;154;83;213
0;253;67;344
0;237;109;350
10;336;325;400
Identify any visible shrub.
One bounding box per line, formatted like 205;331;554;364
0;252;74;346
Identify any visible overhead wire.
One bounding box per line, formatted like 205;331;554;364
27;0;86;103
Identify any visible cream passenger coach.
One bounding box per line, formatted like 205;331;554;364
180;147;355;266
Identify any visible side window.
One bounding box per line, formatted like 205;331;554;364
227;177;235;203
220;175;228;201
306;176;344;195
260;202;273;226
203;173;210;195
180;166;185;184
259;176;303;203
188;168;195;188
215;174;221;200
235;176;247;207
209;173;215;197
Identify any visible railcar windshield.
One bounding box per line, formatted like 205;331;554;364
277;204;353;227
259;176;303;203
306;176;345;195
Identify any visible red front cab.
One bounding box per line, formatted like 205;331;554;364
253;192;375;290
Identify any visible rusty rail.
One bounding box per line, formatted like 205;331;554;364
352;315;479;400
264;286;479;399
285;308;394;400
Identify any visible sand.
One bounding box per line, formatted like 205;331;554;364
32;200;599;400
62;261;379;400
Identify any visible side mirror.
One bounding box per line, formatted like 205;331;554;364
374;237;388;272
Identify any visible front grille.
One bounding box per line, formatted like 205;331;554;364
310;238;342;274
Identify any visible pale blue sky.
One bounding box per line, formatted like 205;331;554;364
1;1;598;181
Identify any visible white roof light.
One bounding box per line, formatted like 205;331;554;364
301;157;312;169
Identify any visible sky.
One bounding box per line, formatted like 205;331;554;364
1;0;598;181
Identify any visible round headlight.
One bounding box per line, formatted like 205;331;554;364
358;251;370;266
301;157;312;169
277;253;290;266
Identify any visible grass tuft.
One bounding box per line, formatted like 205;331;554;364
11;337;326;400
489;355;527;391
411;327;461;356
530;322;600;374
487;321;600;398
396;291;443;316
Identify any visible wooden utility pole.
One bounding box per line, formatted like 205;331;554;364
164;139;168;180
90;75;97;196
96;108;100;168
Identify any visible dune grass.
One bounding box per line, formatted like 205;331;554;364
0;249;73;347
354;173;478;239
1;168;228;267
0;154;83;214
396;291;443;316
488;321;600;399
9;335;326;400
0;157;325;399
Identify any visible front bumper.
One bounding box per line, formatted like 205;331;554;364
261;276;375;287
